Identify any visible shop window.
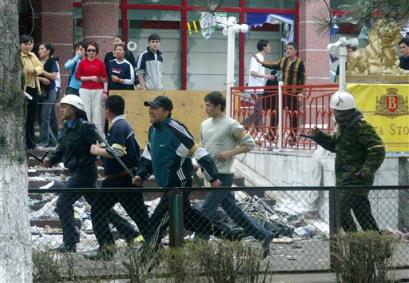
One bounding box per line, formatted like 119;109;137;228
128;9;181;90
187;11;240;90
128;0;181;4
330;0;346;10
246;0;296;9
73;7;82;44
188;0;240;7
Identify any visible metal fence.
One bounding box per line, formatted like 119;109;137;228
29;185;409;280
231;84;339;150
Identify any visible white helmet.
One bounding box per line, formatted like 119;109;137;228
330;90;356;110
60;95;85;111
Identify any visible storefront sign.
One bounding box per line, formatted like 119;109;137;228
348;84;409;152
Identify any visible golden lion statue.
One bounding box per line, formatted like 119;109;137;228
347;19;402;75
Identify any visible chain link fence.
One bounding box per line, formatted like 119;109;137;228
29;185;409;280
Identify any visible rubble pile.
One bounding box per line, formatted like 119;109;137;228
28;159;329;252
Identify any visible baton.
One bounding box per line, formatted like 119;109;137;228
299;133;314;139
24;91;33;100
94;128;135;178
28;151;48;162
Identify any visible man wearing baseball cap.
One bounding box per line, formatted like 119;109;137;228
134;95;244;250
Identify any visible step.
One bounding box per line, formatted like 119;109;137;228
28;175;244;190
31;218;81;230
28;156;104;168
28;166;105;177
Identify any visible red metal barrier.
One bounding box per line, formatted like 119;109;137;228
231;84;339;150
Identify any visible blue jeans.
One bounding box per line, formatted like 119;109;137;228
199;174;272;240
142;179;241;249
39;88;57;146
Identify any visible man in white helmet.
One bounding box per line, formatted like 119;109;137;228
44;95;138;253
307;90;385;232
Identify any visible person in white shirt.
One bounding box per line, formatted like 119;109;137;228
245;40;275;132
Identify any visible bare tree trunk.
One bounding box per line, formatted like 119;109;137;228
0;1;33;282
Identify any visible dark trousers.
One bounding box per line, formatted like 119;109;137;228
49;87;60;138
286;94;299;135
267;94;299;135
55;168;137;246
262;93;278;137
25;87;38;149
199;174;271;241
144;179;240;248
38;88;57;146
66;87;79;96
340;192;379;232
91;175;150;248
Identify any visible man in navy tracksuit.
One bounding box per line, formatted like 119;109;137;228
133;96;243;249
89;95;150;260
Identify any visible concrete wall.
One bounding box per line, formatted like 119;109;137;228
239;150;407;230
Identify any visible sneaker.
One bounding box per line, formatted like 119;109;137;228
84;246;115;261
126;234;144;246
55;244;76;253
231;228;246;240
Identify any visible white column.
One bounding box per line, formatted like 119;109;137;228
225;17;237;117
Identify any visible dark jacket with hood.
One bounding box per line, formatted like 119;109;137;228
312;110;385;193
49;115;98;172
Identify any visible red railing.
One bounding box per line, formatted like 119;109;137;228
231;84;339;150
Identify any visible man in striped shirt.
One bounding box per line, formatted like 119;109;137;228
256;42;306;145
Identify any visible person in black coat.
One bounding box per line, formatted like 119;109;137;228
45;95;138;253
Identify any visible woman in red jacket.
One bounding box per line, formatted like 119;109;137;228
75;41;107;132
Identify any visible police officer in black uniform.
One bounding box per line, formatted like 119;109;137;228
45;95;138;252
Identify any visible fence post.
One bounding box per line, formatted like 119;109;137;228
278;81;283;150
329;186;341;271
168;189;184;248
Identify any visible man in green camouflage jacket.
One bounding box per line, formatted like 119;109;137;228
309;90;385;232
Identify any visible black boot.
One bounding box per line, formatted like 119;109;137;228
55;243;76;253
85;245;115;261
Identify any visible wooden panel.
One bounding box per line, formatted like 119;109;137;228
112;90;220;146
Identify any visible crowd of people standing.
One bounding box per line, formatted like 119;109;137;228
20;33;163;150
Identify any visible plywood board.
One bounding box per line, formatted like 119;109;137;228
111;90;217;147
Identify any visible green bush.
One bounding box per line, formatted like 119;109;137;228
33;250;62;282
160;242;202;282
159;240;270;283
122;245;152;283
332;231;397;283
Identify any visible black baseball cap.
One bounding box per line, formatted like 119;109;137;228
144;95;173;111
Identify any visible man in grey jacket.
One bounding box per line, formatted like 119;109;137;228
135;33;164;90
198;91;274;257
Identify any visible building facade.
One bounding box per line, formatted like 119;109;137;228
20;0;332;91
